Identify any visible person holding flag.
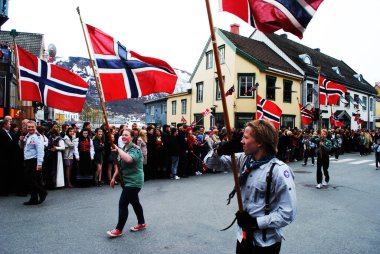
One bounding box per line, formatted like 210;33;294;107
107;129;146;237
205;120;297;253
312;129;332;189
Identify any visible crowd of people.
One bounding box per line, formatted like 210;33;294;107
1;115;379;199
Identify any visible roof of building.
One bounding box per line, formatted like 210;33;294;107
0;30;44;57
143;96;168;105
265;33;376;94
219;29;302;77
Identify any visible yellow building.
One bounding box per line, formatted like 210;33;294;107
375;84;380;128
185;25;303;130
166;90;192;127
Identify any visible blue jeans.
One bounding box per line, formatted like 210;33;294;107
171;156;179;177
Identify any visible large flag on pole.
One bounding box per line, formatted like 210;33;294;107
319;75;347;106
219;0;324;39
299;103;313;125
256;94;282;128
85;24;178;102
16;45;89;113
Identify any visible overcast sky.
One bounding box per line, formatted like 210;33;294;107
3;0;380;85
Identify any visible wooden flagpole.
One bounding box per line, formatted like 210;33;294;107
76;7;115;148
13;43;23;121
204;0;243;212
316;66;322;130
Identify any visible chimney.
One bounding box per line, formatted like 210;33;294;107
314;48;321;52
230;23;240;35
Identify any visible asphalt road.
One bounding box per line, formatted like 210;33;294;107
1;152;380;254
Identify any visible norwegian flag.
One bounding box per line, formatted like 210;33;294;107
330;109;344;127
202;108;211;117
357;119;364;125
354;113;360;122
299;103;313;125
220;0;324;39
85;24;178;102
319;76;347;106
225;85;235;97
16;45;88;113
181;116;187;123
256;94;282;129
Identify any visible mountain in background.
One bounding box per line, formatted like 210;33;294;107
54;56;191;115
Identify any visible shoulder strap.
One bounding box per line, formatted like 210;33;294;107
263;162;276;242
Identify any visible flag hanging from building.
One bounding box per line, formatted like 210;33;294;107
256;94;282;129
219;0;324;39
225;85;235;97
299;103;313;125
16;45;89;113
181;116;187;123
85;24;178;102
202;108;211;117
319;75;347;106
330;109;344;127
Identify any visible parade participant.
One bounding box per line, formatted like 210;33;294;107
372;139;380;170
107;129;146;237
62;127;78;188
205;120;297;253
302;133;315;166
74;129;94;184
93;128;105;186
44;128;65;189
313;129;332;189
21;120;47;205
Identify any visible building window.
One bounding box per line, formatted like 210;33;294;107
362;96;367;111
206;51;213;69
266;75;276;100
194;114;204;127
219;45;225;64
306;83;313;103
215;76;225;100
283;80;292;103
238;74;255;98
281;115;295;129
370;97;373;112
171;101;177;115
214;113;225;130
150;105;155;116
161;103;167;114
181;99;187;114
196;82;203;103
345;92;350;108
354;94;359;109
235;113;254;130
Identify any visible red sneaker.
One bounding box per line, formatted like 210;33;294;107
130;224;147;232
107;229;123;237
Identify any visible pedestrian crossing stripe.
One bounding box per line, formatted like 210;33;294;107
349;160;373;165
369;163;376;166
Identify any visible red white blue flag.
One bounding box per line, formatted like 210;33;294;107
299;103;313;125
256;94;282;128
202;108;211;117
85;24;178;102
330;108;344;127
220;0;324;39
319;75;347;106
16;45;89;113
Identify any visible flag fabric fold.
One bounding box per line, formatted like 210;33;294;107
299;103;313;125
319;75;347;106
256;94;282;128
16;45;89;113
181;116;187;123
85;24;178;102
220;0;324;39
330;109;344;127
